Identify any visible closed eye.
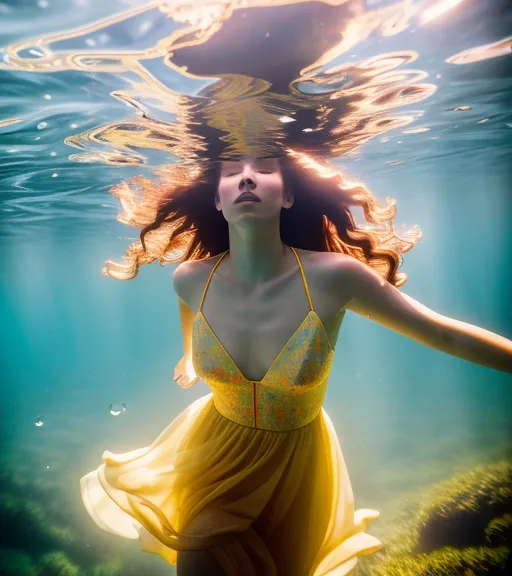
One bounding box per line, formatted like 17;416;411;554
223;169;273;176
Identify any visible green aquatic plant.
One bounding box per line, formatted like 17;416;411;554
357;461;512;576
0;549;36;576
485;514;512;546
36;552;80;576
362;545;508;576
413;461;511;553
91;555;123;576
46;525;76;547
0;469;170;575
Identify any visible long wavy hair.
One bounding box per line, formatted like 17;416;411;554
103;149;422;287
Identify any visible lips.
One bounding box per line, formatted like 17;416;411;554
234;192;260;204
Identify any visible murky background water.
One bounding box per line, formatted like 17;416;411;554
1;1;511;574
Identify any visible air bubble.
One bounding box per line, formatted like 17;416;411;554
109;402;127;416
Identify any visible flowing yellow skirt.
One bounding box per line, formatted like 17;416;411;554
80;394;382;575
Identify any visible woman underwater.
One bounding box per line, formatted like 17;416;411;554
80;150;512;576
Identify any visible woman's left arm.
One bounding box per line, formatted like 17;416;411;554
332;257;512;374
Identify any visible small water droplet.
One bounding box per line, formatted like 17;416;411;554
37;0;49;8
46;465;50;469
37;121;48;130
43;94;52;100
50;151;57;156
85;38;96;47
51;173;58;178
35;415;44;427
109;402;127;416
70;123;78;128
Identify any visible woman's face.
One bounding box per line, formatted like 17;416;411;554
215;157;292;221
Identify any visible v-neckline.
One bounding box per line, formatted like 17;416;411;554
193;245;335;383
195;308;332;384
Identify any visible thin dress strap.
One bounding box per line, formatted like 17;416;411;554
198;250;229;312
289;246;314;311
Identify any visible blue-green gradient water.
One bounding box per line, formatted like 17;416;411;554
1;1;511;575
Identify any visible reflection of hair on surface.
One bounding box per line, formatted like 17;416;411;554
2;0;430;289
3;0;437;165
402;127;430;134
446;36;512;65
446;106;472;112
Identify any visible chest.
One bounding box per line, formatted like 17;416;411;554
192;261;346;383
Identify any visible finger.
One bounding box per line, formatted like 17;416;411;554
185;378;198;388
179;377;192;389
177;376;190;388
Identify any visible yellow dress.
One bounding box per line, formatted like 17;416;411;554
80;246;382;575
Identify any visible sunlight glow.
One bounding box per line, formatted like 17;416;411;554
420;0;466;25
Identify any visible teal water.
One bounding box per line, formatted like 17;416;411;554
1;1;511;575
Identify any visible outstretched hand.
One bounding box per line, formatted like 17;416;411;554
174;356;200;388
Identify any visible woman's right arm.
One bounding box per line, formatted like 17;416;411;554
172;263;200;388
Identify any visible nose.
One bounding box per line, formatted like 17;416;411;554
238;162;258;191
238;177;256;192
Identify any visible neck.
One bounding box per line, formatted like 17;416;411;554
225;227;289;287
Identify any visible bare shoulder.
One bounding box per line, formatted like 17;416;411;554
172;253;223;309
295;247;354;277
294;248;357;309
296;248;397;314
